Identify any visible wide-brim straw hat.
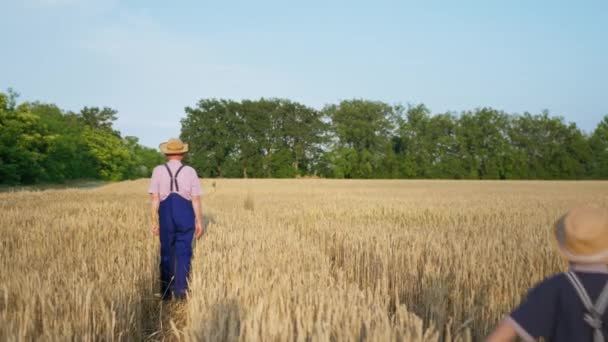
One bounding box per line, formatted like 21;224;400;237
159;138;189;155
555;206;608;264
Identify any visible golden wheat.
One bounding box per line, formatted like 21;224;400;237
1;179;607;341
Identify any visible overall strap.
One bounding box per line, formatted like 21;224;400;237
566;271;608;342
164;164;186;192
174;165;186;192
164;164;174;192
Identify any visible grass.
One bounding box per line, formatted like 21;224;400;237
1;179;607;340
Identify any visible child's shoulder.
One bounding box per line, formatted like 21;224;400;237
540;270;608;285
525;273;570;297
534;272;566;285
543;272;569;284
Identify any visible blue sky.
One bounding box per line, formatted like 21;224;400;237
1;0;607;148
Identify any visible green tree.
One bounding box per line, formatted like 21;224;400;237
182;98;327;178
394;106;464;179
325;100;396;178
82;128;132;181
181;99;240;178
0;89;171;184
239;99;276;178
79;106;119;133
589;115;608;179
5;87;604;183
30;102;98;182
395;104;432;178
426;113;464;178
0;92;54;184
509;112;591;179
457;108;512;179
269;99;327;177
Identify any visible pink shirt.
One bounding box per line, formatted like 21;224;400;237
148;160;202;201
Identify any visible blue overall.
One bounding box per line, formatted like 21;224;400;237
159;164;195;299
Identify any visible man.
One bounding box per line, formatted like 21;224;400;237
148;138;204;300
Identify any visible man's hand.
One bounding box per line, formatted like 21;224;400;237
152;223;160;236
150;193;160;237
195;220;203;239
192;195;204;240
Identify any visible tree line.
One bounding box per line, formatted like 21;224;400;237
3;90;607;184
0;89;164;185
181;98;608;180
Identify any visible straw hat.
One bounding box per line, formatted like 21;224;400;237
555;206;608;264
159;138;189;155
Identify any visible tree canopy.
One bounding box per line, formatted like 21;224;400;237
2;89;607;184
182;98;607;180
181;98;326;178
0;89;163;185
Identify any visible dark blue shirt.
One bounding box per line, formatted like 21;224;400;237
510;270;608;341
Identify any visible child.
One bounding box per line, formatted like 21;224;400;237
487;206;608;342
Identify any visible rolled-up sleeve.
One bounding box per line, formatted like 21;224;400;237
190;168;202;196
148;167;160;194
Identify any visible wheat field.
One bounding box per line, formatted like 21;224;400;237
1;179;607;341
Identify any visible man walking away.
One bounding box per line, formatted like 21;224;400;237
148;138;204;300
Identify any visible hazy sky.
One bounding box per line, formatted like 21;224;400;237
1;0;607;148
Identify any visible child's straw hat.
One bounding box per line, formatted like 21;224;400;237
159;138;189;155
555;206;608;264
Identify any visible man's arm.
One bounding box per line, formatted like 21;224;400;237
150;193;160;236
192;195;203;239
